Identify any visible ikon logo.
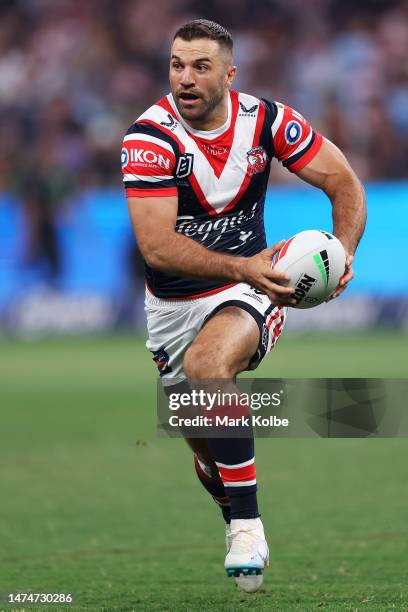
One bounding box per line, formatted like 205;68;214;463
129;149;171;170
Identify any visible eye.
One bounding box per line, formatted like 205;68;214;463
172;62;182;70
196;64;209;72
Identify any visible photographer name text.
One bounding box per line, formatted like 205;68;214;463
168;415;289;427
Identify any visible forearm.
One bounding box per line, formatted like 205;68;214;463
145;230;246;282
326;175;366;255
297;138;367;255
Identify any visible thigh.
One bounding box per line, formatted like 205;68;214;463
204;283;287;370
200;283;287;373
184;306;260;379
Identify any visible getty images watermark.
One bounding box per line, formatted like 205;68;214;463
167;388;288;429
158;379;291;438
156;378;408;438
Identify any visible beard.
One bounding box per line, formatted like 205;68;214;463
173;85;225;125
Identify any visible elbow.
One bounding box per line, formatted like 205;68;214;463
139;230;177;271
144;248;164;271
324;167;363;200
143;243;170;271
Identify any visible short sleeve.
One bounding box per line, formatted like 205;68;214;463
121;123;178;197
270;102;323;173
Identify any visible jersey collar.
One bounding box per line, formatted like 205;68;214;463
167;91;232;140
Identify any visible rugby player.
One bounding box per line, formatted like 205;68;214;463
121;19;366;592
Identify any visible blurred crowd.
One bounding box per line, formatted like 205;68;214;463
0;0;407;277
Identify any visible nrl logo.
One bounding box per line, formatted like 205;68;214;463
246;146;268;174
175;153;194;179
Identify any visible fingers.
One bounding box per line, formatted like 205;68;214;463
339;260;354;287
329;286;346;300
334;254;354;294
266;291;296;306
265;268;291;284
329;271;353;300
264;280;294;295
264;240;286;258
264;283;297;306
273;295;298;306
339;269;354;286
251;275;296;305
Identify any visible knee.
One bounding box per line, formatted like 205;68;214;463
183;344;234;379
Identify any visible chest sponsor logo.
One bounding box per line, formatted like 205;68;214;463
176;202;259;249
176;153;194;178
247;146;268;174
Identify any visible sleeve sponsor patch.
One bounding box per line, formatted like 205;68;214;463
121;129;178;197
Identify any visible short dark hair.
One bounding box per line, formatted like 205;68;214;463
173;19;233;52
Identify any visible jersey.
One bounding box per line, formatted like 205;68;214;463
121;90;322;299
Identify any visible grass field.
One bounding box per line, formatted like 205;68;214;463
1;331;408;611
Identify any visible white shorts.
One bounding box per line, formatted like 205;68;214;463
145;283;287;386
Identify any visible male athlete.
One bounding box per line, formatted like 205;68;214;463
121;19;366;592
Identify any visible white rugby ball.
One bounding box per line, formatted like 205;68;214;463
272;230;346;309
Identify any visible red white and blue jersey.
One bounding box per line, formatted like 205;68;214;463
121;90;322;298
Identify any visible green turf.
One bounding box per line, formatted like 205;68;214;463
0;332;407;611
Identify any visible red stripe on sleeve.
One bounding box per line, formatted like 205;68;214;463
125;187;178;197
286;132;323;173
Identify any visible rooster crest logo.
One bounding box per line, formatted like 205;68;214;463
246;146;268;174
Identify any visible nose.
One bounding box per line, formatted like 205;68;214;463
179;66;195;88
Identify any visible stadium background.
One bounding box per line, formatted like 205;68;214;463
1;1;407;610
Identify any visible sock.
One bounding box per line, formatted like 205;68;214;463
194;454;231;523
208;437;259;520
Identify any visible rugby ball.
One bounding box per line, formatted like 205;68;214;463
272;230;346;309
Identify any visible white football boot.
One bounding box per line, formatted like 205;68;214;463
224;517;269;592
